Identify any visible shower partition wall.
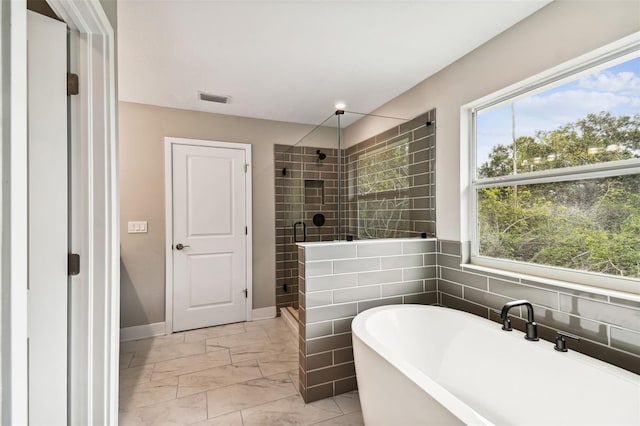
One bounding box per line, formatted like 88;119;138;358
274;109;436;313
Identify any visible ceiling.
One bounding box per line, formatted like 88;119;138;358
118;0;552;127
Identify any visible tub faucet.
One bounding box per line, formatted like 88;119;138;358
500;300;539;341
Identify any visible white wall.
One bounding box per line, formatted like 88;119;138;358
345;1;640;241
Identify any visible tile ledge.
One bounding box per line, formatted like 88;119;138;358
298;237;436;247
461;263;640;303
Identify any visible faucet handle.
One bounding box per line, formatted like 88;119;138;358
501;315;513;331
492;309;513;331
554;331;580;352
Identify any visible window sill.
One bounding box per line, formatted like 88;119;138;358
461;262;640;303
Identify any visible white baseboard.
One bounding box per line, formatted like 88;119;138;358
121;310;276;341
120;322;166;342
251;306;276;321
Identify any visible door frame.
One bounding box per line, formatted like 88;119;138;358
26;10;68;424
164;137;253;334
1;1;119;424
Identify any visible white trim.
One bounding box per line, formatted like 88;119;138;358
251;306;277;321
164;140;174;334
474;159;640;188
471;256;640;296
164;137;253;334
3;2;29;424
462;263;640;302
120;322;167;342
469;32;640;113
46;0;119;424
2;1;117;423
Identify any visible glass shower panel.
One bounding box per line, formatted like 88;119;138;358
342;111;435;239
298;114;342;244
276;143;304;310
276;114;339;311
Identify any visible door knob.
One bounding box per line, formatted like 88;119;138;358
176;243;190;250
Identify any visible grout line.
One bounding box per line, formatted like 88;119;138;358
205;389;209;419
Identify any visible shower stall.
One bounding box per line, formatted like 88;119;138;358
274;109;436;315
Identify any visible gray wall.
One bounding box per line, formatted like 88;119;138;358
119;102;334;327
345;0;640;242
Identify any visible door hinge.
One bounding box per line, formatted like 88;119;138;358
68;253;80;276
244;163;249;173
245;226;248;235
67;73;79;96
243;289;248;298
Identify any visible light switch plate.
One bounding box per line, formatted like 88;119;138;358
127;221;148;233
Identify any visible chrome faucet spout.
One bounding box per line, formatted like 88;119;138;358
500;300;539;341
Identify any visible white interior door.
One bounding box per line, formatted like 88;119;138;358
27;10;68;425
172;143;248;332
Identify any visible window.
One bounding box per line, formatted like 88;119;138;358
469;39;640;294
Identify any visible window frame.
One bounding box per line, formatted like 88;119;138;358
463;32;640;296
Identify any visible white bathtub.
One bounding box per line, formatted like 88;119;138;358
352;305;640;425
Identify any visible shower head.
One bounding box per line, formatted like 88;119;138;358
316;150;327;161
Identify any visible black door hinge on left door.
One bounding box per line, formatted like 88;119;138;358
68;253;80;276
67;73;79;96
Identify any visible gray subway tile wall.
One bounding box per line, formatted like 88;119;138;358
357;269;402;286
306;273;358;292
298;238;438;403
381;254;423;269
437;240;640;374
611;327;640;354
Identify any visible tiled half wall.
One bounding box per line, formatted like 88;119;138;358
297;238;640;403
297;238;438;402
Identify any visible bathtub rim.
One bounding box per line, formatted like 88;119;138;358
351;304;640;426
352;305;494;425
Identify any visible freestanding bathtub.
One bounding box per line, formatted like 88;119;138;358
352;305;640;425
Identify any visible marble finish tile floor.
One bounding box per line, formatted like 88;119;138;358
120;317;363;426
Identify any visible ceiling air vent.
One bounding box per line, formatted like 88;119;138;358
199;92;230;104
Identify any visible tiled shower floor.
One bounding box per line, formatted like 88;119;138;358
119;317;363;425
